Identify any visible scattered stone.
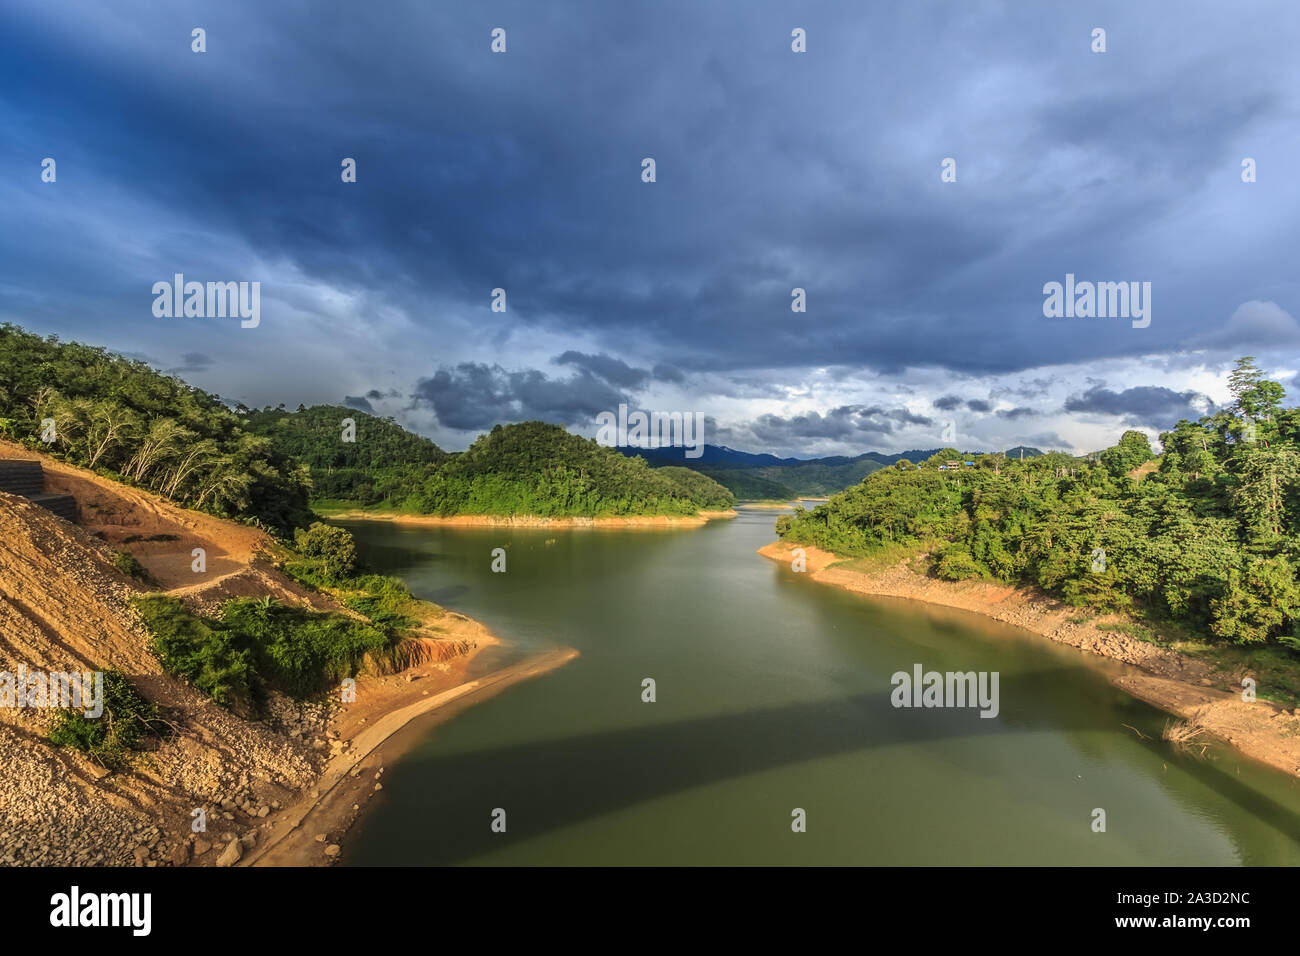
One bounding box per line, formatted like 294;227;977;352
215;840;242;868
324;844;341;858
131;845;150;865
194;839;212;856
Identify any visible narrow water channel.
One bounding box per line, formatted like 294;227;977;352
340;509;1300;865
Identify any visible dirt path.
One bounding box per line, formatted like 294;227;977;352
0;438;270;591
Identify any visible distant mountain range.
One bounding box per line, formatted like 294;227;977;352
622;444;1044;498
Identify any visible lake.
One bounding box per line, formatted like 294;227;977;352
339;509;1300;865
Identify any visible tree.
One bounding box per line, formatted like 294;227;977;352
1100;430;1153;478
1228;356;1285;424
294;523;358;580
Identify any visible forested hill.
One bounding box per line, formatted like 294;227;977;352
0;325;732;528
626;444;1044;499
0;323;311;532
412;421;734;517
245;405;446;506
777;358;1300;647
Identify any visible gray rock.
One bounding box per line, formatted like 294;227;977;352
215;840;242;868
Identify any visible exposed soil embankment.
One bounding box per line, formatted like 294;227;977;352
759;539;1300;780
244;645;578;866
326;508;737;528
0;443;544;866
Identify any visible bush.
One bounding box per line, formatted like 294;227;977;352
221;599;391;698
111;549;149;581
293;522;358;580
934;546;985;581
133;593;399;710
134;595;257;712
48;670;169;771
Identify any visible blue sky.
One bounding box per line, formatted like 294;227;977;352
3;0;1298;455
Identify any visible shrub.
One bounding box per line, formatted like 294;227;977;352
48;670;169;771
111;549;149;581
292;522;358;581
934;546;985;581
133;595;257;712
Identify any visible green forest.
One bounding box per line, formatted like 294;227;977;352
0;324;312;532
409;421;734;517
777;358;1300;647
245;404;446;506
0;326;732;526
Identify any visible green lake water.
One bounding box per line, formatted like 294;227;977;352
339;509;1300;865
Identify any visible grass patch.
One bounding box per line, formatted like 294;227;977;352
834;539;945;576
1176;642;1300;708
110;549;150;581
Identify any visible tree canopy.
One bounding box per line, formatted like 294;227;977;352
0;323;310;532
777;360;1300;646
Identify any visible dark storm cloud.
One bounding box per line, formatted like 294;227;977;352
166;352;215;374
343;395;375;412
652;363;686;384
554;351;650;389
996;406;1040;420
412;363;626;431
1063;386;1213;426
5;0;1297;382
1;0;1296;445
934;395;993;414
747;405;932;445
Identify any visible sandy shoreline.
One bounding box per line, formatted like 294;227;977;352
326;509;737;528
759;539;1300;780
244;632;579;866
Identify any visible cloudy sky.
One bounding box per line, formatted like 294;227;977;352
3;0;1298;456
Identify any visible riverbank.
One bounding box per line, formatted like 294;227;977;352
324;509;737;528
244;634;579;866
759;539;1300;780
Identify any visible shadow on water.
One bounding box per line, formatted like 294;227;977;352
352;679;1300;864
339;516;1300;865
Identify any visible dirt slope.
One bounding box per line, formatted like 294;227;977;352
0;489;321;866
0;442;490;866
